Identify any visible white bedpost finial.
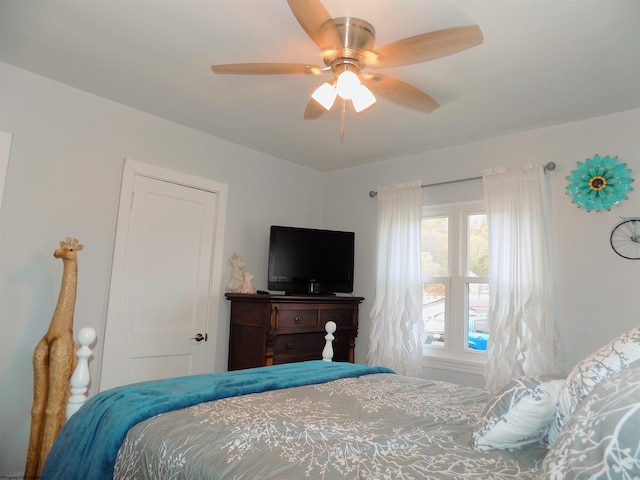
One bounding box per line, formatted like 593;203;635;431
322;321;336;362
66;327;96;419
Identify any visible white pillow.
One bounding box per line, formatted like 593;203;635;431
547;325;640;446
471;375;565;451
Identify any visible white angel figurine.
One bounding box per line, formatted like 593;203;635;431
226;252;246;292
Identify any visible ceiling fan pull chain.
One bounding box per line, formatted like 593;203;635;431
340;99;346;142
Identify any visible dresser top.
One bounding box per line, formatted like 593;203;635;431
225;293;364;304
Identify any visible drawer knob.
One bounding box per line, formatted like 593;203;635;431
286;342;293;350
295;315;301;324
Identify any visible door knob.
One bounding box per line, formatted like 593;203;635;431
192;333;207;342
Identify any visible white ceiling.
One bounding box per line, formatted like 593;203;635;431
1;0;639;172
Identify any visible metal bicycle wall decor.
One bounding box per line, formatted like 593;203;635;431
610;218;640;260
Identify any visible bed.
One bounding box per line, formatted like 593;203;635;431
41;324;640;479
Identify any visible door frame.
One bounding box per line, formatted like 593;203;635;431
100;158;228;390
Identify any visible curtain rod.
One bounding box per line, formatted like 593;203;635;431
368;162;556;198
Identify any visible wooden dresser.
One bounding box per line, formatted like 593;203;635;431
225;293;363;371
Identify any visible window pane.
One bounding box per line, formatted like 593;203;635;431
423;282;445;347
421;216;448;277
468;214;489;277
467;282;490;351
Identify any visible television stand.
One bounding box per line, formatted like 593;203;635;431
225;293;363;371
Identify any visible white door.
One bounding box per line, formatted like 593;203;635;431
100;159;227;391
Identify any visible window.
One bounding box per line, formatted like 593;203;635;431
421;202;489;364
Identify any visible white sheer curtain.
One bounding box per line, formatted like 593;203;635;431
483;164;561;392
367;181;424;377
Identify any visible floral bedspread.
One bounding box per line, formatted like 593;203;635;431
115;374;545;479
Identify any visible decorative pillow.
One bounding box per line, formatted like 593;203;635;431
471;374;565;451
540;363;640;479
547;325;640;446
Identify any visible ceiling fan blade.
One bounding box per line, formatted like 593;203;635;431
374;25;483;68
211;63;324;75
303;98;327;119
287;0;343;50
362;74;439;113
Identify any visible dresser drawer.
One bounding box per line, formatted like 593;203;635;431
273;333;324;356
319;308;356;328
275;307;318;329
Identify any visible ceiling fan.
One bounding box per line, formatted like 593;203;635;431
211;0;483;122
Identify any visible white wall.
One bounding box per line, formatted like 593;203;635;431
0;62;324;475
324;108;640;385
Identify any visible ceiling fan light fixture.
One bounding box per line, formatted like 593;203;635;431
351;85;376;112
311;82;337;110
335;70;361;100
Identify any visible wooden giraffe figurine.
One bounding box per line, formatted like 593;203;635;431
24;238;83;479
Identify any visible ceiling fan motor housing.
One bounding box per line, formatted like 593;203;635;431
320;17;377;72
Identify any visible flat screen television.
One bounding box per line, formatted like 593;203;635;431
267;225;354;295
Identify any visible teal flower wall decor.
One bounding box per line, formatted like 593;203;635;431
566;154;634;212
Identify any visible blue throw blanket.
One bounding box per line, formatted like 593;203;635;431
41;361;394;480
